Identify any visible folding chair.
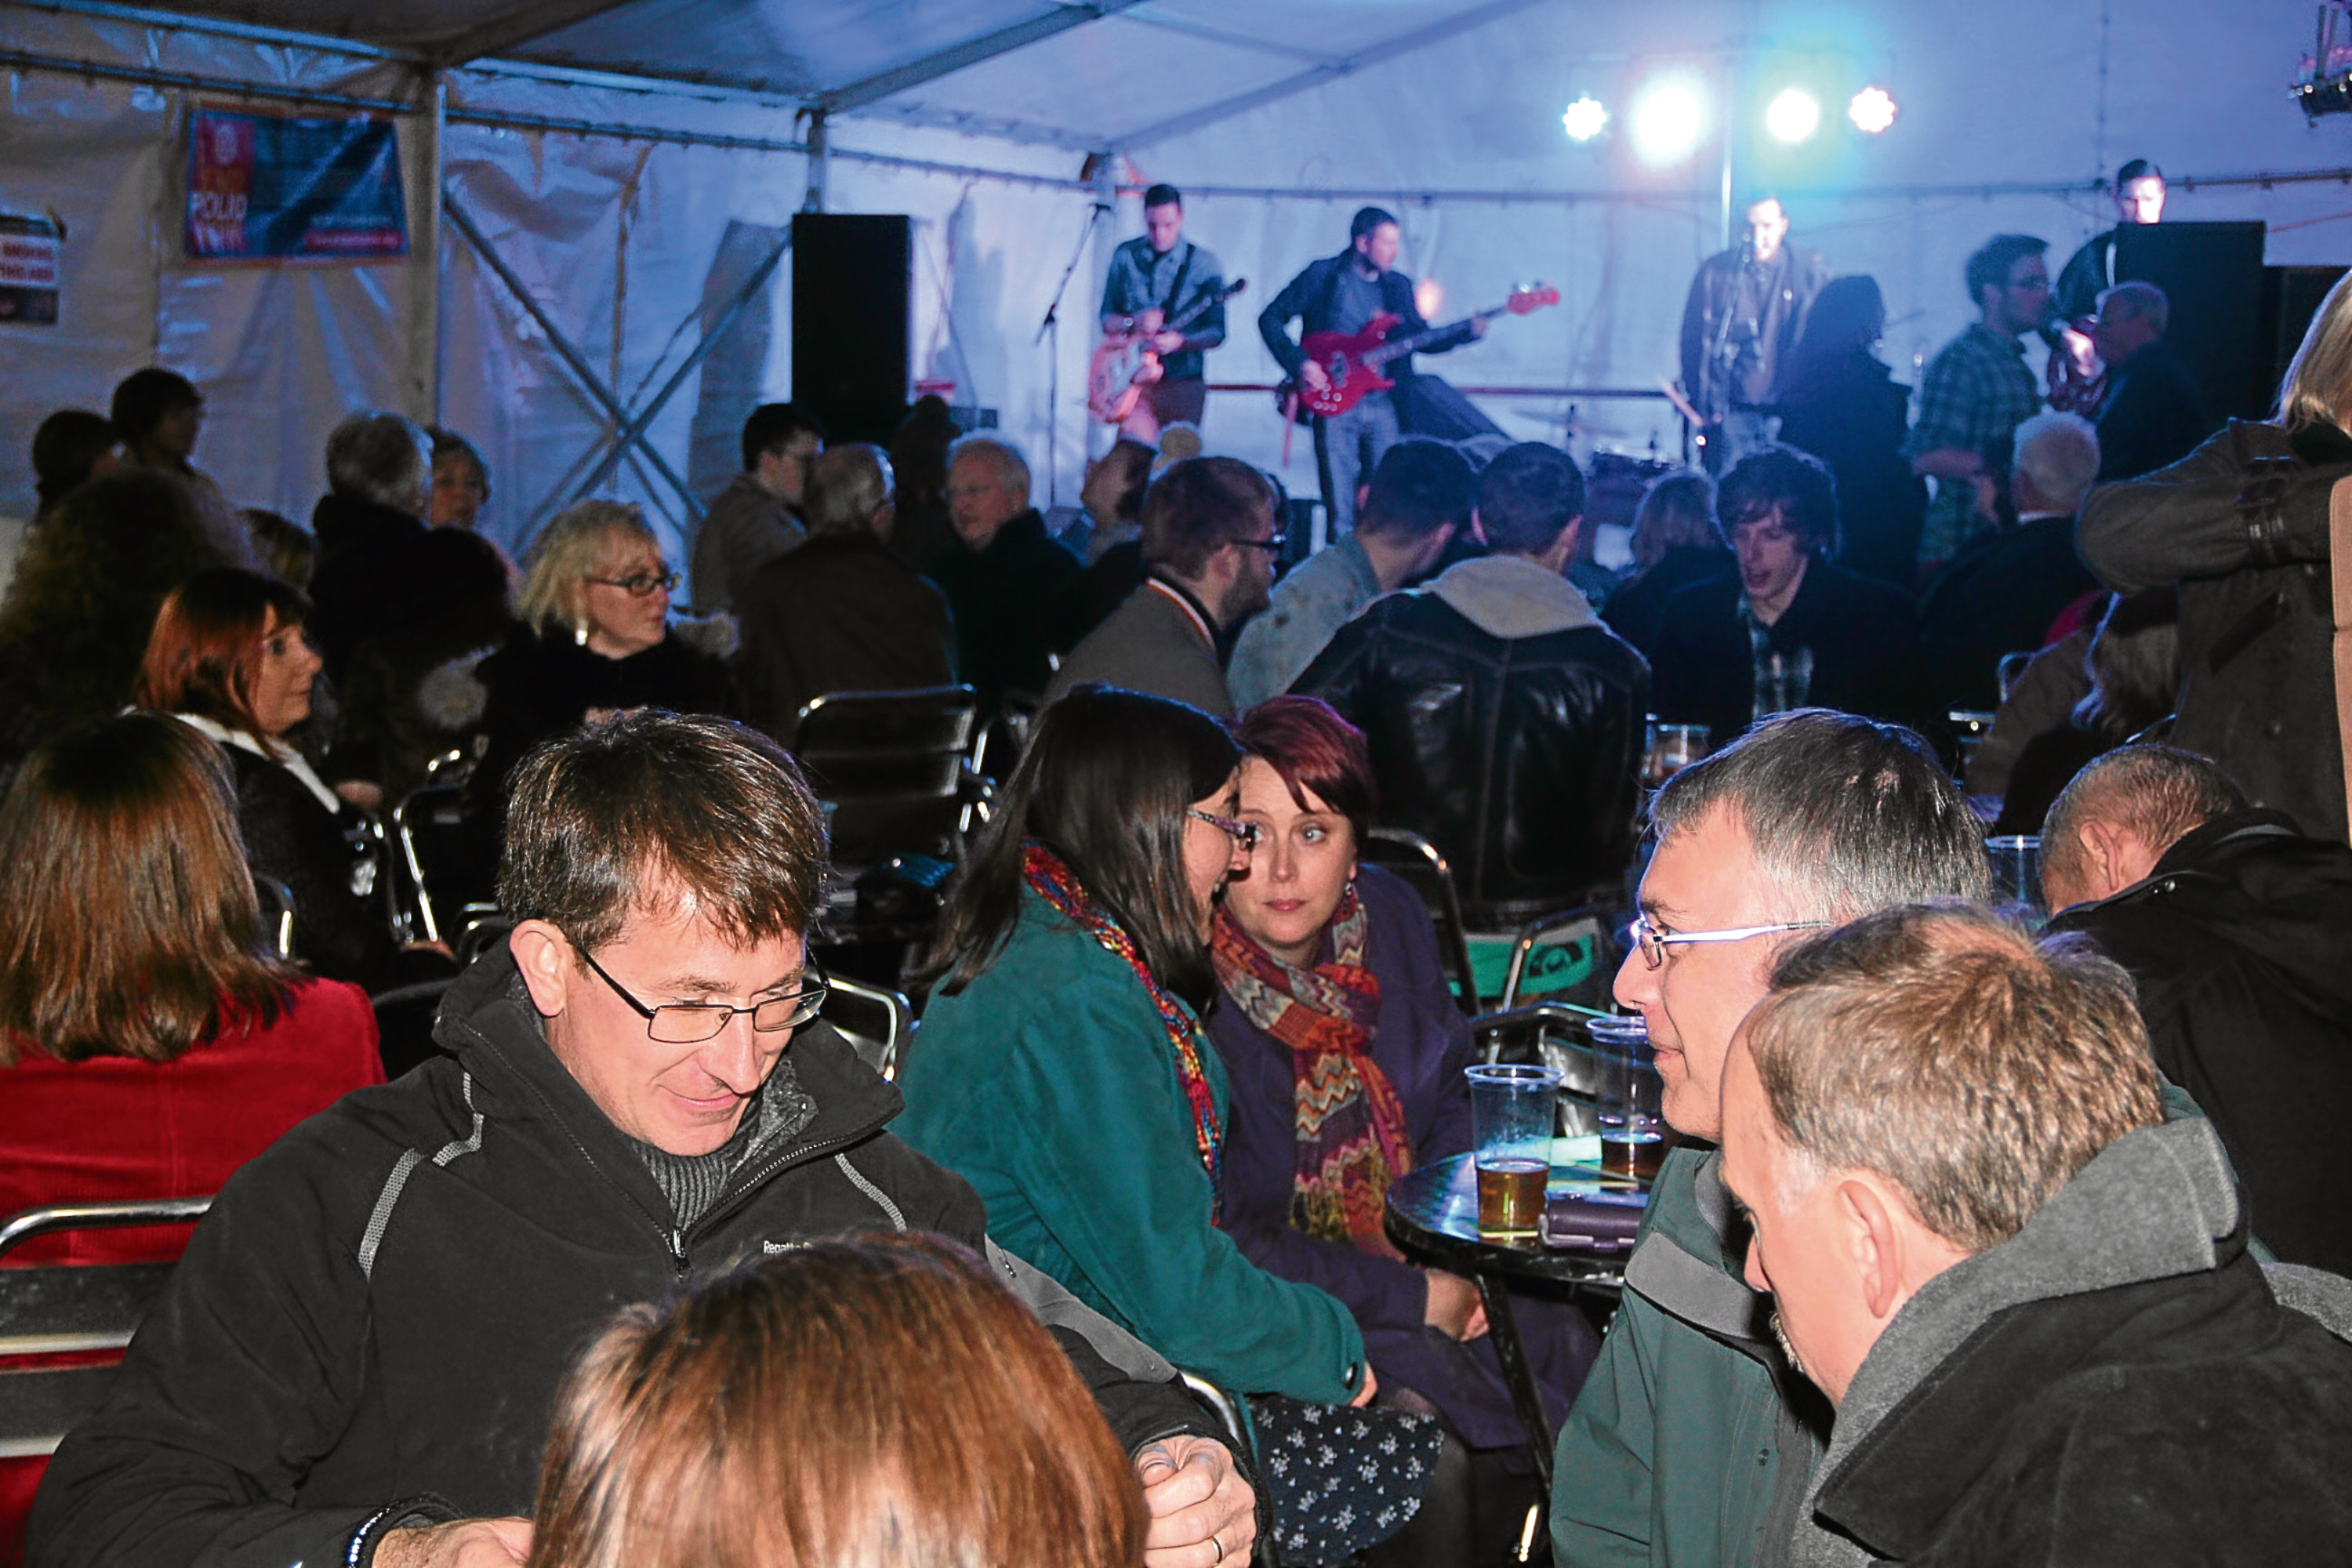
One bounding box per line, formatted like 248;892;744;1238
1361;828;1480;1008
1497;907;1619;1013
793;687;985;874
252;877;296;960
1468;1001;1609;1136
822;974;914;1081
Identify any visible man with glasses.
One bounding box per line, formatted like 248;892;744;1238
1046;456;1284;718
1550;709;1993;1567
1904;234;2052;576
33;713;1256;1568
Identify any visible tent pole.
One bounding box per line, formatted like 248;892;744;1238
804;109;829;213
410;67;445;428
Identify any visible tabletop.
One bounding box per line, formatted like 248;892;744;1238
1383;1138;1646;1288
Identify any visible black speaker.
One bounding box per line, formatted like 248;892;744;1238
2261;264;2350;406
2114;221;2267;420
792;214;911;445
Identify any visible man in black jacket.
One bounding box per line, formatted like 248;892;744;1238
2042;745;2352;1276
29;714;1252;1568
2091;281;2213;483
1293;441;1646;927
926;434;1082;717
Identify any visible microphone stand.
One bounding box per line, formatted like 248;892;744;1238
1038;198;1111;507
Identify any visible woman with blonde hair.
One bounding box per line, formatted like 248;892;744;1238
1599;469;1729;662
527;1233;1145;1568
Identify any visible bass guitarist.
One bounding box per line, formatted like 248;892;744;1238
1259;205;1484;534
1098;183;1228;441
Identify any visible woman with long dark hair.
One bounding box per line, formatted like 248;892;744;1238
1774;274;1929;587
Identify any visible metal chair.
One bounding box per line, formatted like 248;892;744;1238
1469;1000;1609;1135
1497;906;1619;1013
792;687;985;873
252;876;296;960
1362;827;1480;1009
822;973;913;1080
1175;1370;1276;1568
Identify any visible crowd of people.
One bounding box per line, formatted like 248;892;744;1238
3;160;2352;1568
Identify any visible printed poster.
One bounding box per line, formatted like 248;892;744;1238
186;106;408;262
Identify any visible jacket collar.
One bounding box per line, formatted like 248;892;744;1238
1145;573;1220;647
1625;1145;1779;1348
1426;553;1600;640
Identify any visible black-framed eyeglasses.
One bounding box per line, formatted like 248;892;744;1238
586;569;681;597
1232;533;1287;554
1624;914;1831;971
1188;809;1261;851
573;942;829;1043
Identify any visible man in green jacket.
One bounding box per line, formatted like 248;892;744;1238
1551;710;1994;1566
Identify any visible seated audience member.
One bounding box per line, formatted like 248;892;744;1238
1228;440;1472;710
526;1235;1145;1568
1209;698;1597;1558
30;712;1249;1568
927;435;1081;716
0;716;380;1566
886;394;961;573
241;509;316;589
1551;710;1992;1566
1919;411;2103;710
28;410;118;526
1992;586;2178;836
1296;442;1647;927
1651;445;1933;743
1773;274;1929;588
735;445;956;743
2043;746;2352;1275
902;688;1451;1568
1045;458;1281;718
109;368;237;528
2093;281;2214;483
1598;468;1728;663
427;427;490;529
1963;624;2092;799
691;402;821;612
1052;437;1156;643
1722;904;2352;1561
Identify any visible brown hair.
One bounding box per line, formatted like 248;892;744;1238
1141;456;1278;579
2040;742;2245;892
497;711;829;953
1748;904;2163;1253
0;713;292;1065
134;568;315;752
1234;695;1376;849
527;1233;1145;1568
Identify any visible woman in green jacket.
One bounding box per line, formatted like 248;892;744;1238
901;685;1454;1568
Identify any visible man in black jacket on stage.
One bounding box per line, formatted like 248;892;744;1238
29;714;1254;1568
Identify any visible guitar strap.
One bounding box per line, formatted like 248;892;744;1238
2330;474;2352;844
1155;243;1196;337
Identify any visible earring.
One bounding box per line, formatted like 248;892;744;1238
574;622;590;647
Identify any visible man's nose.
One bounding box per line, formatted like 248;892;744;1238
1612;943;1659;1015
698;1018;768;1094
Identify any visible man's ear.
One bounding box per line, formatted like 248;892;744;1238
2077;817;2151;901
1838;1177;1907;1321
1468;506;1487;545
509;920;575;1021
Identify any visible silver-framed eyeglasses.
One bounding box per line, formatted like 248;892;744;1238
1188;809;1262;851
574;943;829;1043
586;568;681;597
1624;914;1831;971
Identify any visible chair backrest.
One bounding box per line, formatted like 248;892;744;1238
1498;907;1617;1012
393;782;471;944
822;974;914;1080
1362;828;1479;1007
1468;1001;1610;1134
252;876;296;960
793;687;981;869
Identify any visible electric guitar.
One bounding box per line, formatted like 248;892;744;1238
1088;278;1247;424
1287;284;1559;419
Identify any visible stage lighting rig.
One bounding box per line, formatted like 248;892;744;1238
2294;3;2352;121
1562;95;1610;143
1848;85;1898;133
1765;88;1820;143
1631;77;1706;165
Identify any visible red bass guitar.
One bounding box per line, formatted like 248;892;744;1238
1290;284;1559;419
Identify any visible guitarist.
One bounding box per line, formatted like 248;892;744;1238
1258;206;1484;534
1098;183;1227;441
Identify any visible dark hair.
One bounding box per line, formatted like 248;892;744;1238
1235;696;1376;849
1475;441;1585;554
1351;206;1398;241
1143;183;1182;211
1093;438;1156;524
108;368;201;443
1141;456;1278;579
499;712;829;953
1965;234;2048;307
429;426;489;497
2070;586;2180;742
2116;158;2164;186
243;508;317;588
134;568;314;750
916;686;1240;1008
31;410;118;514
1782;275;1887;394
2042;742;2244;888
1359;439;1475;543
0;713;292;1065
890;394;962;515
739;403;826;473
1714;444;1839;556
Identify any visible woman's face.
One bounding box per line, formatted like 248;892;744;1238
249;608;322;738
431;452;487;528
1181;771;1252;934
579;534;672;659
1225;757;1358;968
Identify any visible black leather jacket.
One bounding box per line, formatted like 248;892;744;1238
1293;593;1649;927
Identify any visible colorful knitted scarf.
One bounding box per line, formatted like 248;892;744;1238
1020;840;1225;1214
1211;884;1413;1256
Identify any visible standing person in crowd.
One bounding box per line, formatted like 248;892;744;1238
886;394;961;574
1772;275;1928;587
1651;445;1933;746
241;510;316;590
1904;234;2050;575
2091;281;2214;482
927;435;1081;717
1228;440;1472;710
1599;469;1728;664
1259;207;1485;536
1100;184;1229;443
29;711;1250;1568
735;444;955;744
1209;697;1599;1561
1046;457;1282;719
2053;157;2169;323
109;368;238;528
691;403;822;613
1550;710;1993;1567
27;410;118;526
902;688;1456;1568
1677;194;1829;474
1298;442;1647;928
1722;904;2352;1562
2074;268;2352;843
1991;586;2179;837
1053;437;1157;644
427;429;491;531
0;715;382;1566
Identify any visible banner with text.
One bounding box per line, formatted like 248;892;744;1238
186;107;408;263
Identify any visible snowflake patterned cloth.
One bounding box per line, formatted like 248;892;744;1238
1245;1393;1443;1566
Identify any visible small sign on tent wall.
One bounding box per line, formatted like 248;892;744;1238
185;106;408;263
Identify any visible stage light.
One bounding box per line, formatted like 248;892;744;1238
1561;95;1609;143
1630;78;1706;165
1766;87;1820;143
1848;85;1897;134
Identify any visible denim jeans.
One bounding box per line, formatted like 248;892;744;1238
1315;388;1402;535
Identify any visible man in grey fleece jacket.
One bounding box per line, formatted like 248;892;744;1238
1722;903;2352;1565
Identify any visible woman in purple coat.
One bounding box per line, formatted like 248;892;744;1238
1207;696;1599;1551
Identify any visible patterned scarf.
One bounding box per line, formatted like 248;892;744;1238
1021;840;1224;1215
1211;885;1413;1256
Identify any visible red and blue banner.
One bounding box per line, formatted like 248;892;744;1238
186;106;408;263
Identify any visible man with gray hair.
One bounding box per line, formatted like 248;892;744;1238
2092;279;2212;482
1721;903;2352;1562
927;434;1080;716
1551;708;1992;1566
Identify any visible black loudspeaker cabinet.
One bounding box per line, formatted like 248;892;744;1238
2261;264;2351;408
2114;221;2267;421
792;213;911;445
